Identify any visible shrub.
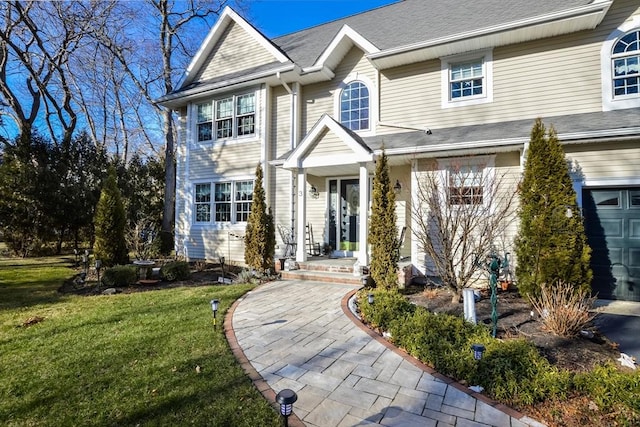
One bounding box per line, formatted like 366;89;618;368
358;289;415;331
574;363;640;425
529;281;597;337
244;163;275;273
102;265;138;287
94;166;129;267
236;269;256;284
160;261;191;282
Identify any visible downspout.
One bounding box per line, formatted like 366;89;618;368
277;73;301;244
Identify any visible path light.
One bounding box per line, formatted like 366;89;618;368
471;344;486;360
368;293;374;305
276;388;297;427
219;256;225;280
361;275;369;287
210;299;219;328
95;259;102;284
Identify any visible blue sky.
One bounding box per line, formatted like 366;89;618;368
244;0;399;38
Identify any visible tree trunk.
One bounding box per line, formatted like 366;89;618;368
161;109;175;253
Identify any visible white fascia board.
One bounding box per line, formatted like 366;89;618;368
312;24;380;71
283;114;373;169
368;0;612;67
157;64;297;108
178;6;290;90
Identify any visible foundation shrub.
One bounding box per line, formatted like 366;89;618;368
160;261;191;282
358;289;415;331
102;265;138;287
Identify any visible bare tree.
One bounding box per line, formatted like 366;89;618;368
412;158;518;303
0;1;115;147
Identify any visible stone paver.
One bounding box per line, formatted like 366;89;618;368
230;280;545;426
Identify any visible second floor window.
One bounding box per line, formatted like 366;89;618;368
612;30;640;97
340;81;369;131
450;60;484;100
196;92;256;142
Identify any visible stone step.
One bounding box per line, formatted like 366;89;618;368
281;268;363;285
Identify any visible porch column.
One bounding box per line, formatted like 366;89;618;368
358;162;369;266
296;169;307;262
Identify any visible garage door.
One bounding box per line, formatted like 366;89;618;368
583;188;640;301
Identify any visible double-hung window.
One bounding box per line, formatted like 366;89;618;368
195;92;256;142
448;164;484;205
441;50;493;108
612;30;640;97
194;180;254;224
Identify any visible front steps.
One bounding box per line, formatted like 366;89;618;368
279;259;363;285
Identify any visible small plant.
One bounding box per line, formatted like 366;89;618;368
160;261;191;282
193;259;207;272
126;218;160;261
236;269;256;284
529;281;596;337
102;265;138;287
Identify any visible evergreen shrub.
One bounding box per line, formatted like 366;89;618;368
358;289;414;331
102;265;138;287
160;261;191;282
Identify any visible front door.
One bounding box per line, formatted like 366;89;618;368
328;179;360;256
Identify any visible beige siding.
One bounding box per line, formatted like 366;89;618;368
183;230;247;265
390;165;412;259
378;0;640;131
175;109;189;239
307;130;353;157
566;141;640;180
306;176;328;250
302;47;377;134
188;142;261;180
194;22;278;82
270;86;292;158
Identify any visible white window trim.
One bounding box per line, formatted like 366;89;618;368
191;176;255;229
601;16;640;111
191;89;260;146
441;49;493;109
333;73;377;137
436;155;496;211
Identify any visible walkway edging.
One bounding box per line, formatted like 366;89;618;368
224;286;306;427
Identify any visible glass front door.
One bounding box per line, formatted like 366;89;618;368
340;179;359;254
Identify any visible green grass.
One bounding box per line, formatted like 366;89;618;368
0;252;281;426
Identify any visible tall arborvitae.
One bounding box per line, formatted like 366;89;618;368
368;150;399;289
244;163;275;273
94;165;129;266
515;118;592;297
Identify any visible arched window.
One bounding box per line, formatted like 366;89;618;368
612;29;640;97
340;81;369;131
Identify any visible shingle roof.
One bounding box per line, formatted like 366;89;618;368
273;0;593;68
362;108;640;153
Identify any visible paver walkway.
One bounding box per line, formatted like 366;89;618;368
229;280;545;427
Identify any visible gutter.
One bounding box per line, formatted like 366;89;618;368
156;63;298;107
368;0;612;62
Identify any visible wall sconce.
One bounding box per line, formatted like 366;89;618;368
309;184;319;199
394;180;402;194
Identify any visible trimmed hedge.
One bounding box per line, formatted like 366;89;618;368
358;289;639;423
102;265;138;287
160;261;191;282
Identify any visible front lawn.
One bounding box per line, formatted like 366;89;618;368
0;253;280;426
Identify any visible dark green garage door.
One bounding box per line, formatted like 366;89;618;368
583;188;640;301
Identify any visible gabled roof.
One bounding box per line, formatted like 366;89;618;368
179;6;291;90
283;114;374;172
274;0;611;69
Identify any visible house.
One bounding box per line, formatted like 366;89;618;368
157;0;640;301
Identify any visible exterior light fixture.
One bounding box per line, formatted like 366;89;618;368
276;388;298;427
394;179;402;194
361;275;369;287
95;259;102;284
471;344;486;360
219;256;225;280
309;184;319;199
368;293;374;305
210;299;219;328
